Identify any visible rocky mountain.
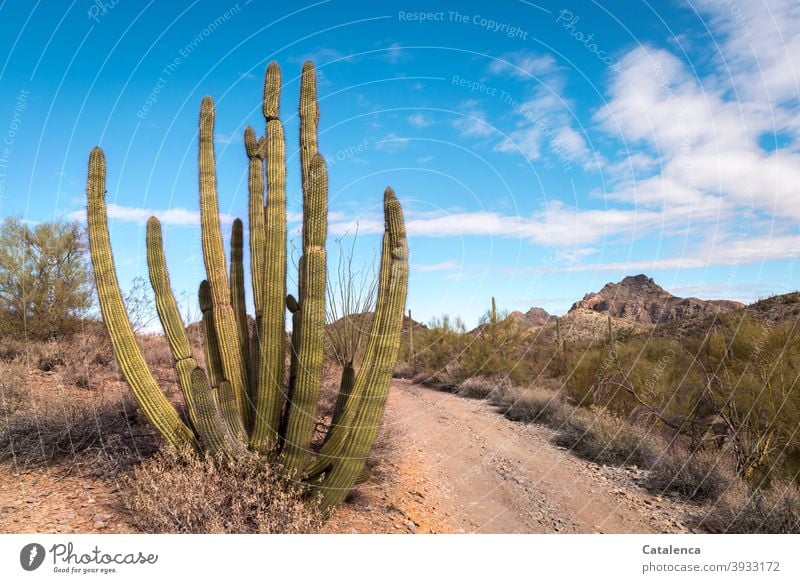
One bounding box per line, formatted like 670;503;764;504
569;274;744;324
737;291;800;325
506;307;555;328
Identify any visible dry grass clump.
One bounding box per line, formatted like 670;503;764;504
645;448;735;503
137;334;174;369
122;448;323;533
492;385;568;426
457;375;511;400
553;406;659;469
0;374;146;468
393;361;418;379
697;482;800;533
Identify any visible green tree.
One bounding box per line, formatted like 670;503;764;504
0;217;93;339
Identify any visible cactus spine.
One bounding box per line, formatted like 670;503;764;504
85;61;408;513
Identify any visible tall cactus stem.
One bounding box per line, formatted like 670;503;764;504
85;148;196;450
230;218;250;407
199;96;250;425
312;187;408;511
251;89;288;451
281;153;328;470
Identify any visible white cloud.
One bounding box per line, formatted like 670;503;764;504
488;51;557;79
385;42;407;64
68;204;235;226
408;113;432;128
374;133;411;153
329;200;684;248
545;234;800;273
412;260;460;273
488;62;601;171
451;100;495;139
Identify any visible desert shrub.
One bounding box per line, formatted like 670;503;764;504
410;371;435;386
0;339;25;362
122;448;322;533
393;361;418;379
645;448;735;502
138;334;174;369
565;315;800;485
0;383;145;468
36;352;64;372
553;407;659;469
0;217;92;339
493;385;568;426
58;325;115;389
698;482;800;533
413;314;467;385
457;375;511;400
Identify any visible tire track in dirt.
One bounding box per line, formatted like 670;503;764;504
372;380;692;533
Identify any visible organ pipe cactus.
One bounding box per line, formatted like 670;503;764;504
85;61;409;512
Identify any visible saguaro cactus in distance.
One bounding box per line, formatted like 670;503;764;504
85;61;409;512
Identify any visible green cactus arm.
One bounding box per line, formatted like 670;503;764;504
199;280;223;390
491;296;497;325
306;187;407;480
331;363;355;429
245;127;266;398
280;153;328;470
284;294;301;434
145;232;242;455
251;61;288;452
313;187;408;511
263;61;281;121
299;60;319;204
199;96;250;425
145;217;207;435
246;126;266;318
230;218;250;396
85;147;196;450
199;280;247;442
188;367;248;456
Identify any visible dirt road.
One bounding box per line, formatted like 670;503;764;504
329;380;692;534
0;377;692;534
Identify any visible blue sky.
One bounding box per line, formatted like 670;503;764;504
0;0;798;328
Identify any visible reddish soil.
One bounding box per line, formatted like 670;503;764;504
0;378;692;534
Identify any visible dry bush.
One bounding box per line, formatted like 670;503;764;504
698;482;800;533
137;334;174;369
0;339;26;362
364;419;399;480
122;448;322;533
57;326;115;389
457;375;511;400
553;407;659;469
0;379;147;468
645;448;736;502
393;361;418;379
35;341;64;372
492;385;568;426
410;371;441;388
